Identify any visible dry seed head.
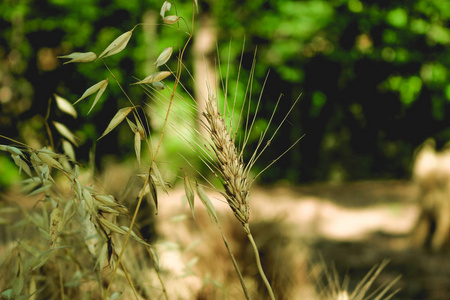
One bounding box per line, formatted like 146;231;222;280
203;93;250;226
11;154;32;177
0;145;24;157
160;1;172;18
53;121;78;146
55;94;77;118
154;47;173;67
97;30;133;60
57;51;97;64
163;15;180;25
132;71;171;85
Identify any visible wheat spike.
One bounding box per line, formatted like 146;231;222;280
203;92;250;228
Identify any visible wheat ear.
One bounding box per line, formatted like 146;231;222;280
203;92;276;300
203;93;250;227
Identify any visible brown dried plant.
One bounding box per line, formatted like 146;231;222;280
0;138;148;299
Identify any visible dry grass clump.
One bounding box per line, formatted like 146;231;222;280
312;260;400;300
0;145;148;299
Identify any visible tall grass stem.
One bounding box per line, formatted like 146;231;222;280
246;226;275;300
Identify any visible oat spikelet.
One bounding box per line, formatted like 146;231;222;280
203;92;250;229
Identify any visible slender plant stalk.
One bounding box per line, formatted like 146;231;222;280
119;261;140;300
104;165;168;300
217;222;251;299
44;97;55;150
104;3;195;299
58;262;65;300
101;62;169;300
101;61;168;299
246;225;275;300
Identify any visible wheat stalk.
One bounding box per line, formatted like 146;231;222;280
203;91;276;299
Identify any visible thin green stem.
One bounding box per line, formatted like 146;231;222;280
104;4;195;299
119;261;140;300
44;97;54;150
246;226;275;300
58;262;65;300
217;222;251;299
0;135;29;147
152;19;193;161
104;166;168;300
102;61;136;107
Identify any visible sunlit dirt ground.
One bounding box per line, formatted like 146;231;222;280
2;178;449;299
155;180;449;300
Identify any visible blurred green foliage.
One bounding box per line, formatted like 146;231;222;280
0;156;21;189
1;0;450;185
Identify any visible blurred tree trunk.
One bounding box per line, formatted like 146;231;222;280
193;14;217;137
142;10;158;76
